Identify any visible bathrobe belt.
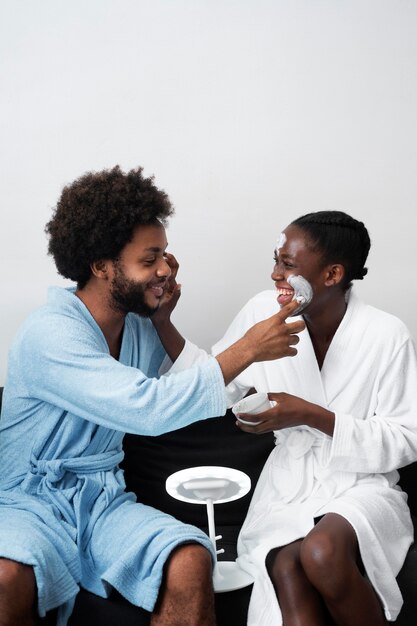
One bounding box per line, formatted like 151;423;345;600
20;449;125;548
277;428;323;458
31;450;125;483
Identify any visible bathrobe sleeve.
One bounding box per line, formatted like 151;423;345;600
167;338;251;407
327;335;417;473
211;292;276;406
16;312;227;436
166;294;274;407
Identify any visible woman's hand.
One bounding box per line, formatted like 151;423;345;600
152;253;181;324
235;392;335;436
151;253;186;362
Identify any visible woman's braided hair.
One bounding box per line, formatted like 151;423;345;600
291;210;371;290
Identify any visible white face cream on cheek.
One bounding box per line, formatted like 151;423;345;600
287;274;313;315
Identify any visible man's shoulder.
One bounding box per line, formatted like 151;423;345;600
12;287;102;355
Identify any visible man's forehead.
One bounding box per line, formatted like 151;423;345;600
144;245;167;252
128;222;168;250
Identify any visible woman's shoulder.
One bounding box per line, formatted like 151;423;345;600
241;289;281;317
353;293;413;348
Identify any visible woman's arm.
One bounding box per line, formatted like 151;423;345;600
236;338;417;474
235;393;335;436
151;253;185;361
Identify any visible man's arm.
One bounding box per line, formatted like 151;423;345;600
154;298;305;385
215;299;304;384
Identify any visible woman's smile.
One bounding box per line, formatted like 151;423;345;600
276;286;294;306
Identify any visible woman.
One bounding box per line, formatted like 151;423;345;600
211;211;417;626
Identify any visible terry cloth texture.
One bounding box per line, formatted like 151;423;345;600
212;289;417;625
0;287;227;625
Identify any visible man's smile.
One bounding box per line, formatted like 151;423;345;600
148;280;167;298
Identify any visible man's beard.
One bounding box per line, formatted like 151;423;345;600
110;262;158;318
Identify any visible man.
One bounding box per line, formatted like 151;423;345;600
0;166;304;626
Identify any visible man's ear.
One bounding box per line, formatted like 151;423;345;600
324;264;345;287
90;259;111;280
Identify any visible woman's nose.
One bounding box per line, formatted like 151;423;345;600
271;262;284;281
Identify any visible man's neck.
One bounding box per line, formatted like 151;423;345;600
76;284;125;359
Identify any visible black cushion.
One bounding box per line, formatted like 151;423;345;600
68;412;274;626
121;410;275;549
398;463;417;518
1;387;417;626
394;517;417;625
65;422;417;626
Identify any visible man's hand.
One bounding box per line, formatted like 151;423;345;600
216;299;305;386
235;392;335;436
242;299;306;362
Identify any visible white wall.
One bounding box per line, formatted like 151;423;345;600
1;0;416;385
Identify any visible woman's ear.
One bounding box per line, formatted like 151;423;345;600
90;259;110;280
324;264;345;287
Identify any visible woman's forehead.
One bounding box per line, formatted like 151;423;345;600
278;224;309;246
276;225;320;260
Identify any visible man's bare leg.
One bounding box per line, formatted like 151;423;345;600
0;558;37;626
151;544;216;626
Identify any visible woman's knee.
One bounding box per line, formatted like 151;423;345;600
300;527;357;599
300;530;338;574
266;542;302;586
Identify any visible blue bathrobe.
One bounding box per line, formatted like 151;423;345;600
0;287;227;624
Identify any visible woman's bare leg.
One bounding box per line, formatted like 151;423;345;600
266;540;333;626
300;513;387;626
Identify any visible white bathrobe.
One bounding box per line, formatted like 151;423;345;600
174;289;417;624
